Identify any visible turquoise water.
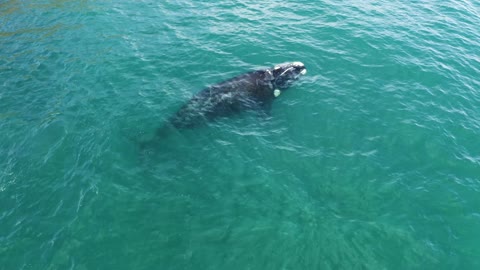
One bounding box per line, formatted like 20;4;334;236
1;0;480;268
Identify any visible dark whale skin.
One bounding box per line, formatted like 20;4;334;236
139;62;305;151
168;69;275;129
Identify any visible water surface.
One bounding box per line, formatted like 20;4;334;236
1;0;480;269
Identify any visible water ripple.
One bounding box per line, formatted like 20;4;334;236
2;0;480;269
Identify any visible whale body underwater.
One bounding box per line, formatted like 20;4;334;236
164;61;307;130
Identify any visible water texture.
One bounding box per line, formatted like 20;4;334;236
1;0;480;269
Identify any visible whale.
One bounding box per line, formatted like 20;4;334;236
166;61;307;130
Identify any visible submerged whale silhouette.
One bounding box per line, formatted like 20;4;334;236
166;61;307;130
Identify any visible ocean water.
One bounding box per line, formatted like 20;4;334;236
1;0;480;269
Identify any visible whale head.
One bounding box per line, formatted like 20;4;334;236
271;61;307;89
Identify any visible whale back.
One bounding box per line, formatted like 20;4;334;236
168;70;274;129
